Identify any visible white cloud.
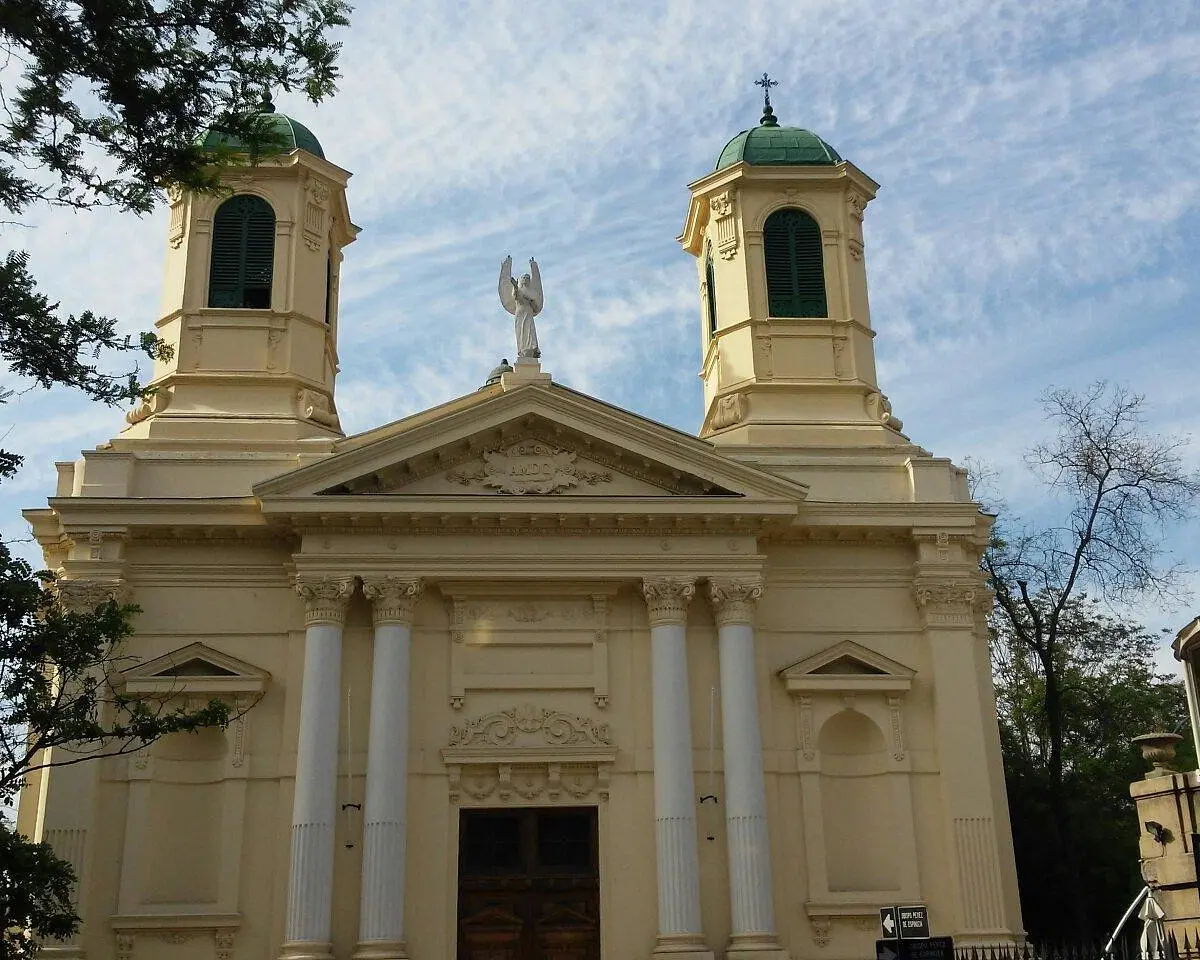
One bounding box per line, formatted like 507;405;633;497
2;0;1199;642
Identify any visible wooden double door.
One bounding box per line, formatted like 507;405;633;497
457;807;600;960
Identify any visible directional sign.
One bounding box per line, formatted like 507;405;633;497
880;907;899;939
901;936;954;960
877;937;954;960
897;905;930;940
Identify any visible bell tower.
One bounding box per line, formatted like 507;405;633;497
121;104;358;442
679;82;905;447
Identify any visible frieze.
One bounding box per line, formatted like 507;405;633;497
449;704;611;748
447;440;612;494
451;598;598;629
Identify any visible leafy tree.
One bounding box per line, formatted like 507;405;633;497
993;594;1192;939
982;382;1200;939
0;0;349;952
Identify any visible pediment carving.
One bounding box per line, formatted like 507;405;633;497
446;440;612;494
449;704;612;748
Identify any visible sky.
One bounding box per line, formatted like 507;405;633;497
2;0;1199;657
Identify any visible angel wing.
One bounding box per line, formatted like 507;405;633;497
526;258;544;314
498;256;516;315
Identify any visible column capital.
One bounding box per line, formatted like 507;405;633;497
642;577;696;627
912;575;990;628
708;577;764;626
54;577;130;613
361;577;423;627
295;576;356;626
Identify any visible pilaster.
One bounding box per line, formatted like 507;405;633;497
914;572;1021;943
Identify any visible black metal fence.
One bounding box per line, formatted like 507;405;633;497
952;933;1200;960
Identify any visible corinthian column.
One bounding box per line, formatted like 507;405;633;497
709;578;787;960
281;575;355;960
641;577;714;960
355;577;423;960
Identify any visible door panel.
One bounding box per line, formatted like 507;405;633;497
458;807;599;960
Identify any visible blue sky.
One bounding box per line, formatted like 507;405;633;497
2;0;1199;648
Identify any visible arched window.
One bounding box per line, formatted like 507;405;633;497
704;243;718;337
208;195;276;309
763;208;826;318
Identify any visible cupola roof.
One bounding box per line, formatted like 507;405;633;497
715;104;841;171
199;99;325;159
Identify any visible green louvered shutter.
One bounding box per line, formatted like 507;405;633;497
705;246;718;336
207;195;276;308
763;208;826;318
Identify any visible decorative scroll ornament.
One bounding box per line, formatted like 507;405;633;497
295;576;355;625
362;576;423;626
709;189;739;260
447;440;611;494
641;577;696;627
449;703;612;748
296;388;340;430
708;577;765;626
55;578;128;613
711;392;747;430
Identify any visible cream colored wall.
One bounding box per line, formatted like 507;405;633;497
19;508;1023;958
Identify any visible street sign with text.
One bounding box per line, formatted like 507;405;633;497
897;905;930;940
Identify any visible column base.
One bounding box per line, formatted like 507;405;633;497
652;933;716;959
726;933;790;960
279;941;335;960
354;940;409;960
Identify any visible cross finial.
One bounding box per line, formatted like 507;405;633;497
754;73;780;127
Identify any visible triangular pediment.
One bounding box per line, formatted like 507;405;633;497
778;640;914;695
254;383;809;509
120;642;271;695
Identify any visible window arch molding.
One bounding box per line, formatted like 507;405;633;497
206;193;278;310
751;197;824;233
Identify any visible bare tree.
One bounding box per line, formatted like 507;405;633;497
982;382;1200;937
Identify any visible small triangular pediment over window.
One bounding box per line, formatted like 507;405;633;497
777;640;913;695
120;642;271;696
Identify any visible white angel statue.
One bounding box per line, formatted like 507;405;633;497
499;255;544;360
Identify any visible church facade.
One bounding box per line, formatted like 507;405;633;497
16;102;1024;960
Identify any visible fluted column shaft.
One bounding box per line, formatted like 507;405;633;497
355;577;423;960
282;576;355;960
710;579;786;959
642;578;713;959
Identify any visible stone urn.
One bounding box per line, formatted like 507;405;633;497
1132;732;1184;778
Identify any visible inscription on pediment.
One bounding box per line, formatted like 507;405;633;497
447;441;612;494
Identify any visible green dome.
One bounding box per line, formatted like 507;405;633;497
200;107;325;160
715;108;841;171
